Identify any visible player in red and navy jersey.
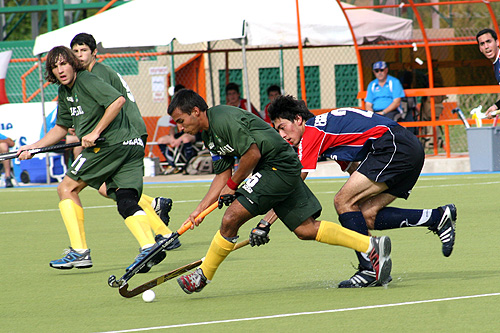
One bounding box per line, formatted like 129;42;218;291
476;28;500;117
267;95;457;288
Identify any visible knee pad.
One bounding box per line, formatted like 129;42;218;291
116;188;142;219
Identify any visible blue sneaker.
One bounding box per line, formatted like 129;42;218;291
152;197;173;226
125;245;166;274
155;233;182;251
49;247;92;269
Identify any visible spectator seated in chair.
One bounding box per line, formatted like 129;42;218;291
0;133;15;187
157;123;201;175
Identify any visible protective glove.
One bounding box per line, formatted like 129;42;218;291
249;219;271;247
218;194;236;209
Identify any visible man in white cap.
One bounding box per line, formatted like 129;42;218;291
365;61;405;121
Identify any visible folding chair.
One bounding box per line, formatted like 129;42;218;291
146;115;197;173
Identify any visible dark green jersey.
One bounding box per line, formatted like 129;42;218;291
202;105;302;175
91;62;147;138
56;71;141;146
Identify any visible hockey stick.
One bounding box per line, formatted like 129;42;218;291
0;137;106;161
452;108;470;128
108;201;219;288
118;239;250;298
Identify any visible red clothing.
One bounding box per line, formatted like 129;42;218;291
238;99;262;119
262;103;272;124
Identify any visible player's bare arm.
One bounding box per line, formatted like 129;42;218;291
81;96;125;147
18;124;68;160
220;143;261;197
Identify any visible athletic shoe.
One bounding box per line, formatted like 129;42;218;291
177;268;209;294
125;245;166;274
368;236;392;285
5;176;13;188
429;204;457;257
155;233;182;251
338;265;393;288
49;247;93;269
152;197;173;226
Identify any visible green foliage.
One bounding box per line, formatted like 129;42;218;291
0;175;498;332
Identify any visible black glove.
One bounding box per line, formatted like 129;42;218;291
218;194;236;209
249;220;271;247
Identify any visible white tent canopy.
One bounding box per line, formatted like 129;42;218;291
33;0;412;55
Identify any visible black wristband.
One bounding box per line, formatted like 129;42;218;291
495;100;500;109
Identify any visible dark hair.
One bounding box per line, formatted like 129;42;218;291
268;95;314;122
174;84;186;94
45;46;85;84
267;85;281;95
70;33;97;53
168;89;208;115
476;28;498;42
225;82;240;94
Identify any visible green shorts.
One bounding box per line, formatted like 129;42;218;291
236;168;322;231
66;141;145;197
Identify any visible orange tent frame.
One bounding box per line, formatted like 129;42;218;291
336;0;500;157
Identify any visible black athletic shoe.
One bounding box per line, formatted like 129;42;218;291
338;265;393;288
5;176;13;188
429;204;457;257
155;234;181;251
125;245;166;273
152;197;173;226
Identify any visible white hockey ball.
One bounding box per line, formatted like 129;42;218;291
142;289;156;303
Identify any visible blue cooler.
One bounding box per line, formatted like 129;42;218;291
13;153;67;184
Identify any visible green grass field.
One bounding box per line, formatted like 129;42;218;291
1;173;499;332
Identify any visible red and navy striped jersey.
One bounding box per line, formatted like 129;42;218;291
493;50;500;84
299;108;398;172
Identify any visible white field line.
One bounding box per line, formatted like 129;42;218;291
0;199;200;215
0;184;208;193
3;179;500;215
97;292;500;333
313;180;500;195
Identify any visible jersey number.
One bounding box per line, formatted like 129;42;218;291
70;155;87;175
242;172;262;194
330;108;373;118
117;73;136;103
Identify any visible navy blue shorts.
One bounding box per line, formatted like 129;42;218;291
357;126;424;199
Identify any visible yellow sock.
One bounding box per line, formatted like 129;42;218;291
141;194;154;205
138;195;173;235
315;221;370;253
200;230;236;281
75;202;87;249
124;212;155;248
59;199;87;250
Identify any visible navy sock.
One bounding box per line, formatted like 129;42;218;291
374;207;441;230
339;212;371;270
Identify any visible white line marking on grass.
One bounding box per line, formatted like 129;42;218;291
415;180;500;189
0;200;201;215
98;293;500;333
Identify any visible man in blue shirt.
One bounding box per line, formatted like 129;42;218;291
476;29;500;117
365;61;405;121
